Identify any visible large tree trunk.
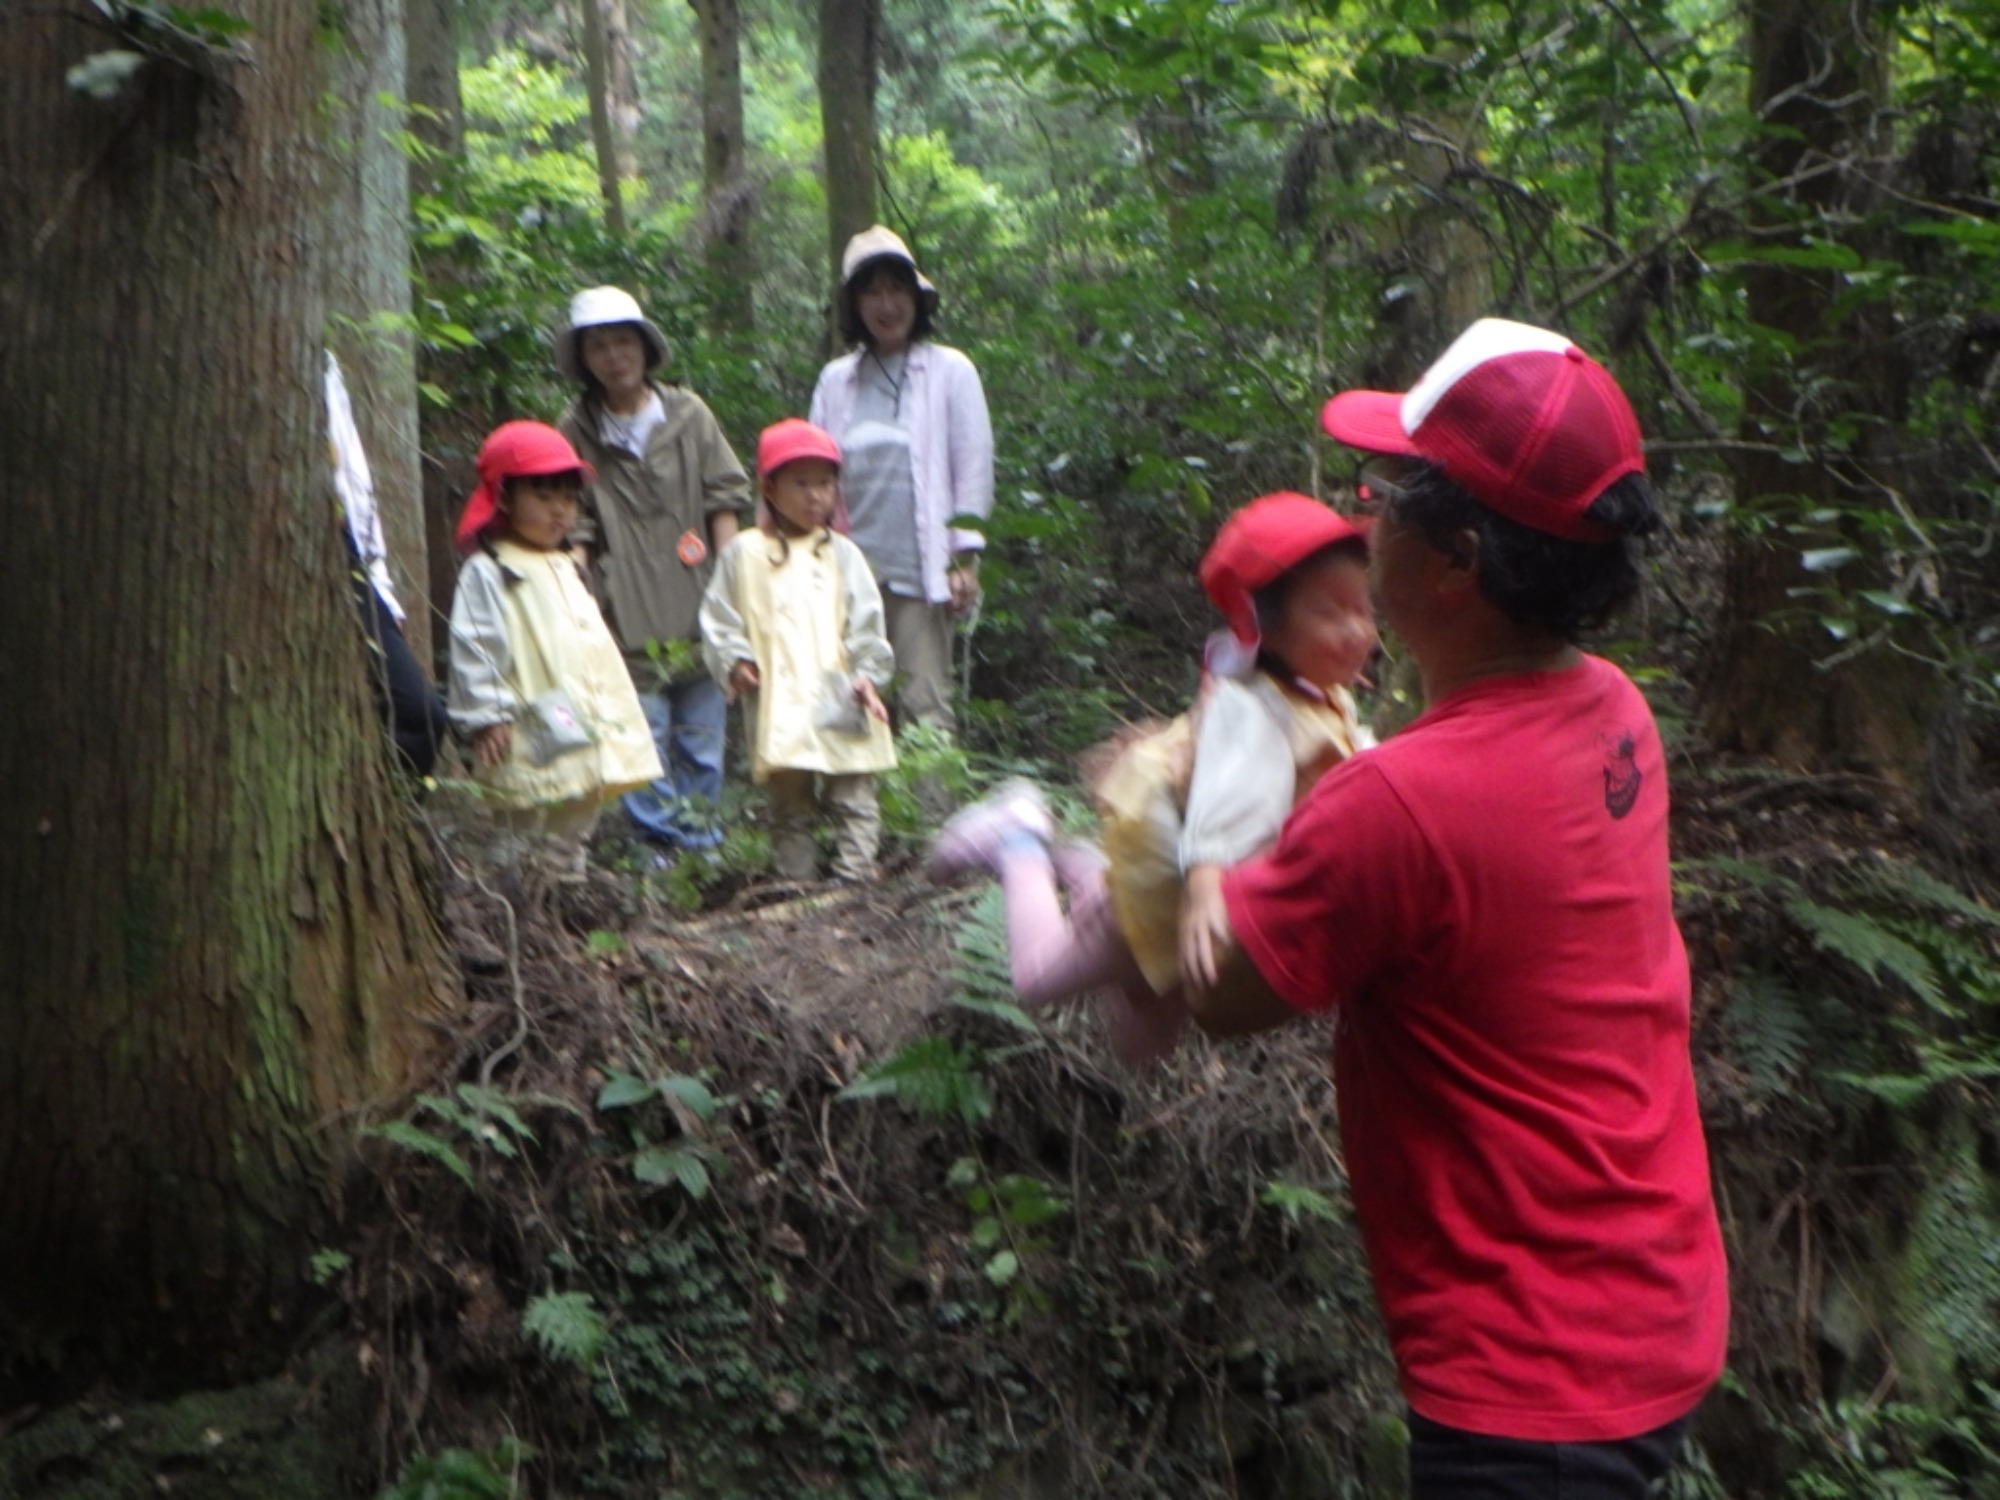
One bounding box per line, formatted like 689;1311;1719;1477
818;0;878;340
326;0;432;662
1702;0;1925;769
0;1;451;1398
691;0;755;335
581;0;630;236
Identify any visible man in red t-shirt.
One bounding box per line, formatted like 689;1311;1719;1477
1186;319;1728;1499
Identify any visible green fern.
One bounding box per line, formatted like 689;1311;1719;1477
838;1035;993;1124
948;884;1038;1034
444;1084;540;1153
1904;1145;2000;1384
1261;1180;1346;1227
1728;970;1815;1100
522;1290;607;1368
1784;895;1949;1014
367;1120;475;1187
378;1440;531;1500
1829;1038;2000;1107
1842;857;2000;930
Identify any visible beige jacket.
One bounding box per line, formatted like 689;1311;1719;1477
559;384;751;659
699;529;897;783
446;541;664;810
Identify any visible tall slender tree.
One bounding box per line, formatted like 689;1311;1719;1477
581;0;630;235
326;0;432;659
405;0;469;626
406;0;464;192
818;0;878;328
0;0;450;1397
604;0;642;181
691;0;756;334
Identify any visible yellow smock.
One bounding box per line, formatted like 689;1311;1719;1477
699;528;898;783
445;540;663;810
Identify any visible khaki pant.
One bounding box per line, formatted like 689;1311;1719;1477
884;594;959;818
764;771;881;883
884;594;956;734
489;796;603;879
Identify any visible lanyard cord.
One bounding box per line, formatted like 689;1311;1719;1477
866;348;907;419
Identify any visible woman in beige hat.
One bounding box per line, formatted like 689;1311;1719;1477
554;285;752;854
808;227;993;747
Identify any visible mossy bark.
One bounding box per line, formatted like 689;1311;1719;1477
0;1;452;1399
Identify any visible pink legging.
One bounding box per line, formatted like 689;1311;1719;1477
988;840;1188;1066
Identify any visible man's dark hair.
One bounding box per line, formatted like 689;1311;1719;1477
838;257;937;348
1386;463;1661;642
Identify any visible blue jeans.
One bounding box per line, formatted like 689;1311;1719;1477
1407;1412;1691;1500
624;674;726;849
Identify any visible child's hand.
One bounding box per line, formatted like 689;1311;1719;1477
472;722;513;771
729;660;761;699
854;676;890;724
1179;863;1233;992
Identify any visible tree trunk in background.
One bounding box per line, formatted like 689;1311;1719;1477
406;0;464;193
326;0;433;662
692;0;756;334
407;0;472;638
819;0;878;344
1366;102;1495;390
605;0;642;183
582;0;630;236
0;2;451;1398
1702;0;1923;770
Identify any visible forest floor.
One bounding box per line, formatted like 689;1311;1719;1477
4;737;1995;1500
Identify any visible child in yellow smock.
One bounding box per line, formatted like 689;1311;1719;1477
446;421;663;871
700;420;898;883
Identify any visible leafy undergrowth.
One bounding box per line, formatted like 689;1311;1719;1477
8;744;2000;1500
349;745;2000;1500
338;825;1406;1500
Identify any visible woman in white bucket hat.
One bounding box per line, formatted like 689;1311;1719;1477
555;285;752;853
808;227;993;758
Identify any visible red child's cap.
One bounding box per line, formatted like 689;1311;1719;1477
1199;492;1368;646
1319;317;1643;543
757;418;842;477
455;421;594;554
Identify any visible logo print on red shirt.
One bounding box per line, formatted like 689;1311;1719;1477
1602;730;1641;818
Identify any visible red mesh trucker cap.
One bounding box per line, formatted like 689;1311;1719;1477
1319;318;1644;542
1200;491;1369;645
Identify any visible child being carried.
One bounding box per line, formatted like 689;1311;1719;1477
928;493;1376;1063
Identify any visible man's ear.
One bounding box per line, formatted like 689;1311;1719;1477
1436;526;1481;594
